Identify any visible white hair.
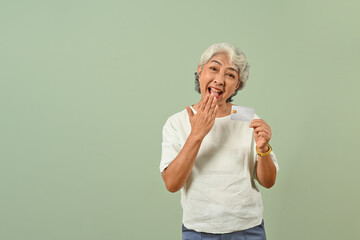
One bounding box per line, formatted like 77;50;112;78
194;43;250;102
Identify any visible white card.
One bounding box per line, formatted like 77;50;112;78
230;106;255;122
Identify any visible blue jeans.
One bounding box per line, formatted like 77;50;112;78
182;220;266;240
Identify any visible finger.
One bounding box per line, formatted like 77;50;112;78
257;125;271;136
204;95;214;113
249;119;266;127
249;119;267;127
200;95;210;112
257;131;271;140
207;96;217;113
253;126;270;134
254;132;269;142
212;105;218;117
250;123;270;133
185;106;194;117
209;96;217;114
209;98;217;117
255;131;272;141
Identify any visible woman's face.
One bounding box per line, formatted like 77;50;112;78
197;52;240;105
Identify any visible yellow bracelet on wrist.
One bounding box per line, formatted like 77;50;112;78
256;144;272;157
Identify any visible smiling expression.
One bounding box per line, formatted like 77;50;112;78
197;52;240;105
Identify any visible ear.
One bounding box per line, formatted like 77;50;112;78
235;80;243;90
197;66;202;76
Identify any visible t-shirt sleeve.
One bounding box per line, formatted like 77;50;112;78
159;118;182;173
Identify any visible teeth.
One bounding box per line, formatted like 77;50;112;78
210;87;222;93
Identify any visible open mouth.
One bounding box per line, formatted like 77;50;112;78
208;87;223;98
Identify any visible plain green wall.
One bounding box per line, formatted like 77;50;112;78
1;0;359;239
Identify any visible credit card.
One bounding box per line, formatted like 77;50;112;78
230;106;255;122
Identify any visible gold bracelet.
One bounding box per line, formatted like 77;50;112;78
256;144;272;157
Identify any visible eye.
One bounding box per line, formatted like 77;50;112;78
210;66;217;71
227;73;236;79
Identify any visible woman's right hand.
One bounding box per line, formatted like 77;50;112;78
186;95;218;140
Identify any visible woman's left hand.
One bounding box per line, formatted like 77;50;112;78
249;119;272;152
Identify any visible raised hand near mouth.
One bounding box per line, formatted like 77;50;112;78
186;94;218;140
161;95;218;192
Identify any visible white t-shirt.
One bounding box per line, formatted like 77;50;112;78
160;107;279;234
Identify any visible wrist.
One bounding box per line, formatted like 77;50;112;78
256;144;272;157
189;132;205;142
257;145;269;153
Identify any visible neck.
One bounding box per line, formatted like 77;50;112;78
216;102;232;117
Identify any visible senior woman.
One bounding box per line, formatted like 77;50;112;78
160;43;279;240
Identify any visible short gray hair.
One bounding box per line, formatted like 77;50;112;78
194;43;250;102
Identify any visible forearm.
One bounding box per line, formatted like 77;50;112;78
256;153;277;189
162;133;203;193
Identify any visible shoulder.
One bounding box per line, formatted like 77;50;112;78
167;108;188;122
163;108;189;130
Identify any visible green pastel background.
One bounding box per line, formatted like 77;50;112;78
1;0;359;239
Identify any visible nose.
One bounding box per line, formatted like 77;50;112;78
213;74;225;85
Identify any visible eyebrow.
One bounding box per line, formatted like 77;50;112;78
210;60;238;73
